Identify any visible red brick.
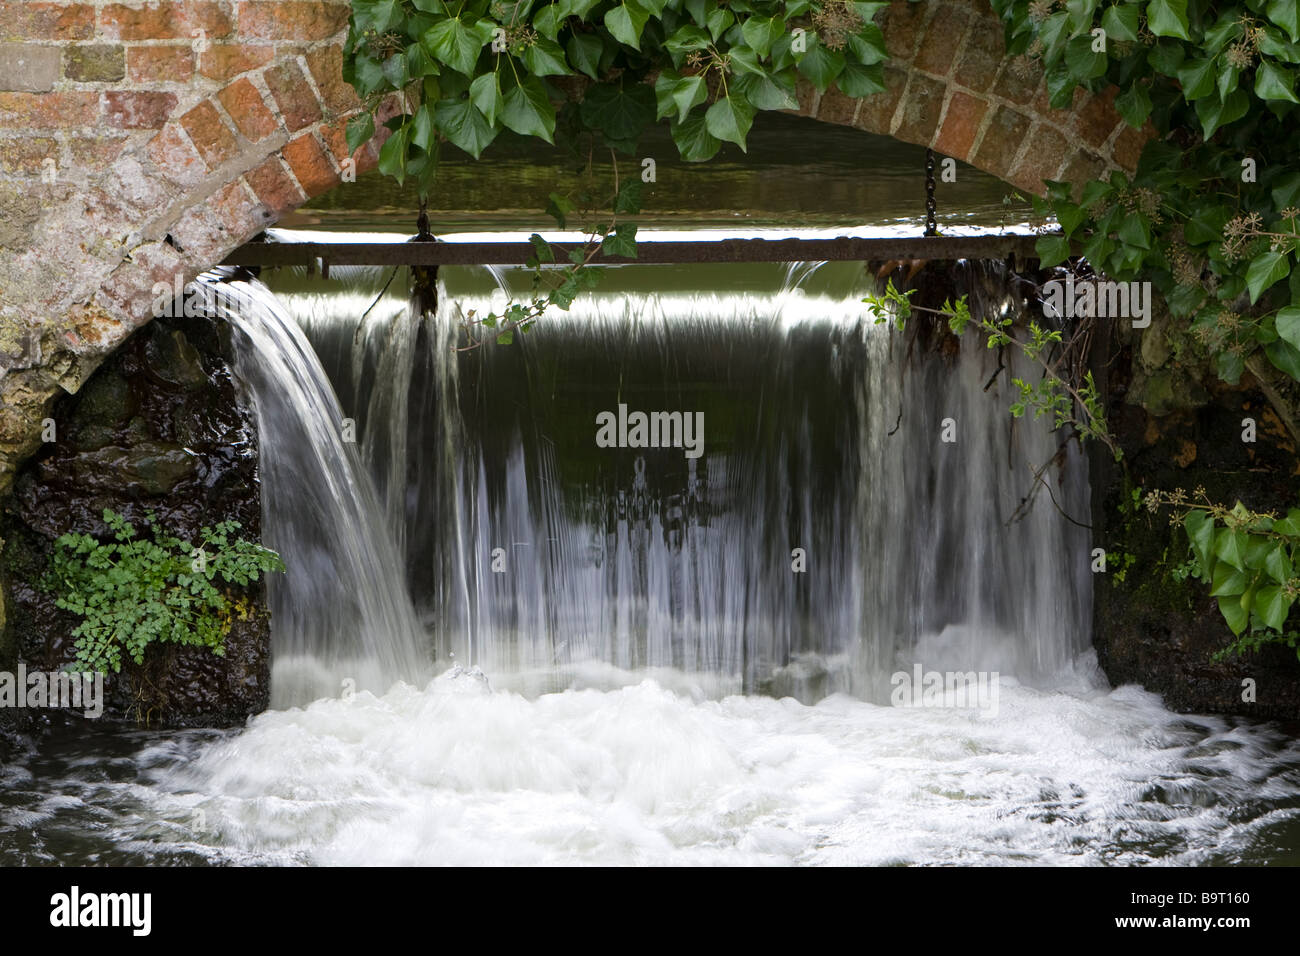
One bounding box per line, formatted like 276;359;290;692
934;91;987;161
69;136;130;171
305;44;360;113
105;91;177;129
0;92;99;128
179;100;240;167
880;0;930;62
914;4;971;77
216;177;273;235
0;2;96;41
1113;123;1156;170
245;155;304;215
237;2;351;42
127;45;197;83
100;2;233;42
1009;123;1071;193
1072;87;1122;150
817;89;858;125
263;60;322;132
199;43;274;80
317;117;351;163
217;77;278;141
0;135;58;174
854;64;907;134
146;123;207;187
282;132;338;198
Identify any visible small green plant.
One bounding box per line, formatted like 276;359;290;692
41;509;286;675
1144;488;1300;660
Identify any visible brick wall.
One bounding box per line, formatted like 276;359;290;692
0;0;1150;494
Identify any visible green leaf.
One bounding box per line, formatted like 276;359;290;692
1217;348;1245;385
735;68;799;109
1277;306;1300;350
1185;509;1215;568
741;16;784;56
1195;87;1249;139
836;61;886;97
470;72;503;126
1266;544;1294;584
1175;58;1216;100
1065;34;1108;80
345;113;375;153
567;33;604;79
1255;60;1300;102
1101;4;1140;42
1216;527;1249;570
661;73;707;123
521;36;572;76
1255;584;1293;631
501;73;556;142
664;24;711;54
705;95;755;150
1036;234;1072;268
423;18;485;76
1218;594;1250;635
1246;250;1291;303
354;0;404;34
1210;561;1249;596
528;232;555;262
605;2;650;49
705;6;734;39
434;96;500;157
377;120;410;182
580;79;656;147
1265;338;1300;380
1146;0;1190;40
601;222;638;257
1274;509;1300;536
1117;214;1151;250
1269;0;1300;44
532;4;565;39
797;40;846;92
1115;82;1152;126
671;112;721;161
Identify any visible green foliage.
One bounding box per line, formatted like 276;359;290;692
40;509;286;675
1145;488;1300;658
862;279;1118;457
997;1;1300;396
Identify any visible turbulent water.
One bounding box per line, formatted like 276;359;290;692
3;254;1299;866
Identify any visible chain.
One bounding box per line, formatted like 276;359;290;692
924;148;937;237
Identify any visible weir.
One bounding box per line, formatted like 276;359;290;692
217;252;1091;703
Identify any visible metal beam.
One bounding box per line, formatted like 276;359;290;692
220;234;1049;268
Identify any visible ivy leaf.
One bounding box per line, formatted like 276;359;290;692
659;73;707;123
1210;561;1249;597
1217;348;1245;384
470;71;503;126
1036;234;1072;268
671;112;721;161
836;61;886;97
1277;306;1300;350
741;16;784;56
665;24;711;55
1117;214;1150;250
614;178;642;214
1114;83;1152;127
1175;58;1215;100
1218;594;1250;634
1246;249;1291;303
1216;527;1249;570
521;36;572;76
1101;3;1140;42
705;94;756;150
1147;0;1190;40
605;2;650;49
1195;87;1249;138
797;40;846;92
1266;544;1294;584
501;73;556;142
1255;584;1292;630
728;45;765;76
567;33;604;79
1265;338;1300;380
346;113;375;153
601;223;638;258
434;96;500;157
579;79;655;148
705;6;734;40
1255;60;1300;102
1269;0;1300;43
354;0;404;34
528;233;554;262
351;53;389;95
532;4;565;39
423;18;485;76
1185;510;1215;569
1065;34;1108;80
377;120;410;182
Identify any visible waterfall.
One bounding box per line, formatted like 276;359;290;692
202;275;430;706
258;256;1091;702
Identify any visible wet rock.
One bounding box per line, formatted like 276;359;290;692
0;312;269;729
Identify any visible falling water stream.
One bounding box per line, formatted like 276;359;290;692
2;254;1299;865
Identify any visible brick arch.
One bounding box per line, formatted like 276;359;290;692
0;0;1150;490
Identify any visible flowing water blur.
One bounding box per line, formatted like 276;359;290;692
2;258;1299;866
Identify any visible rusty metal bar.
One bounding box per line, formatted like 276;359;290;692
220;234;1049;268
